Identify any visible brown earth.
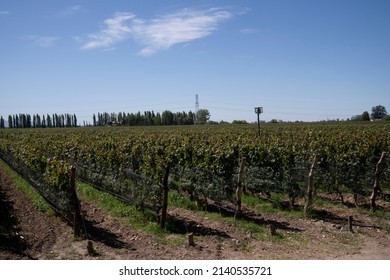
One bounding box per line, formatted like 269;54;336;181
1;166;389;260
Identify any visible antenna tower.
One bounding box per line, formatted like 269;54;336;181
195;94;199;113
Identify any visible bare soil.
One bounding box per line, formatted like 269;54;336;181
1;167;389;260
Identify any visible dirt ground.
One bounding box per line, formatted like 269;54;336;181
1;166;389;260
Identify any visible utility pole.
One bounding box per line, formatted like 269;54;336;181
255;107;263;138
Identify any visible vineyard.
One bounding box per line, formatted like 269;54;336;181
1;122;390;259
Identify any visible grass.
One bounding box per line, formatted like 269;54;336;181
168;191;292;245
168;190;201;211
76;182;192;247
76;182;159;232
359;208;390;233
0;160;52;213
242;193;304;219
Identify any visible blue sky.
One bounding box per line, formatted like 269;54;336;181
1;0;389;123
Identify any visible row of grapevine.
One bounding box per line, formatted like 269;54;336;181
0;142;82;236
1;122;389;227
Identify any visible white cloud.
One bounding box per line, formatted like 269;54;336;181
133;8;232;56
28;36;59;48
0;10;10;15
82;8;232;56
82;12;135;50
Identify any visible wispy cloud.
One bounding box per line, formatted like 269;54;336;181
27;36;59;48
57;5;83;17
0;10;10;15
82;12;135;50
240;28;260;35
82;8;232;56
133;8;232;56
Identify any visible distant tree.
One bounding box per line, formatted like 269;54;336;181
232;120;248;124
371;105;387;120
362;111;370;121
155;112;162;125
36;114;41;127
162;110;174;125
47;114;52;128
8;115;13;128
196;109;210;124
15;115;19;128
0;116;4;128
42;115;46;128
187;111;195;125
351;115;363;121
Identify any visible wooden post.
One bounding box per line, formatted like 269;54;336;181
370;152;387;211
270;224;276;236
235;157;246;219
304;156;318;215
69;166;82;238
187;233;195;246
87;240;96;256
348;216;353;233
159;165;170;229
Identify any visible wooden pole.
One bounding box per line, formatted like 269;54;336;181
187;233;195;246
304;156;318;215
69;166;82;238
370;152;387;211
160;165;170;228
348;216;353;233
270;224;276;236
235;157;246;219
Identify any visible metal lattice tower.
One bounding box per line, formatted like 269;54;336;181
195;94;199;113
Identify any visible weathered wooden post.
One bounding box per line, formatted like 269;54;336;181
187;233;195;246
370;152;387;211
87;240;97;256
270;224;276;236
69;166;82;238
348;216;353;233
235;157;246;219
304;155;318;215
160;165;171;228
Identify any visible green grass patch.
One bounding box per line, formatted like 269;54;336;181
242;194;304;219
168;191;201;211
360;208;390;233
0;160;52;213
76;182;195;247
76;181;164;235
200;211;285;242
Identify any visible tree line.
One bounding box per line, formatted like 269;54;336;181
0;109;211;129
92;110;198;126
351;105;389;121
0;113;78;129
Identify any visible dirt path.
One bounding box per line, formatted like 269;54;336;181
1;166;389;260
0;168;71;259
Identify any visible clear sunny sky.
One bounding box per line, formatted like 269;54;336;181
1;0;389;123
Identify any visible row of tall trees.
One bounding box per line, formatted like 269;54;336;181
0;113;78;129
92;110;197;126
